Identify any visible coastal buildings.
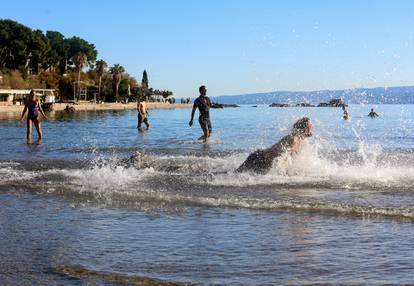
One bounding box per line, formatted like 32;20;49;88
0;89;56;105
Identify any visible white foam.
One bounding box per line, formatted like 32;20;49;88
210;140;414;189
0;162;38;183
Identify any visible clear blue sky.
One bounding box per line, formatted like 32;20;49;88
2;0;414;97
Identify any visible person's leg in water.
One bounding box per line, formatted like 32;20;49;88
137;113;142;129
33;119;43;141
143;117;150;129
198;116;210;142
26;118;33;143
207;117;212;138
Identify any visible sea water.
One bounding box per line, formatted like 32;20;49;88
0;105;413;284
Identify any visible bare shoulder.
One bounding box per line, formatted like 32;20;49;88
290;135;299;144
280;134;295;145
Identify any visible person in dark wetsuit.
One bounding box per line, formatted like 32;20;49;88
342;105;349;120
20;90;48;142
236;117;313;174
368;108;379;118
189;85;223;142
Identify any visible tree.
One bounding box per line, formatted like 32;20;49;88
72;53;87;100
141;70;149;89
119;78;130;97
0;20;98;77
95;59;107;100
46;31;69;74
161;90;173;99
28;29;51;74
109;64;125;100
66;36;97;68
0;20;35;70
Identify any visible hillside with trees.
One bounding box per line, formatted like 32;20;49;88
0;19;173;102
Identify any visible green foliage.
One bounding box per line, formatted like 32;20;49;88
0;19;37;70
0;19;97;75
109;64;125;98
72;53;87;71
161;90;173;99
29;29;50;73
131;87;143;102
66;36;97;68
119;78;129;96
109;64;125;79
95;60;107;77
141;70;149;89
0;19;171;103
87;69;98;82
46;31;68;73
94;59;107;100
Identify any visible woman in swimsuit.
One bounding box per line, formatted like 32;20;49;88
20;90;48;142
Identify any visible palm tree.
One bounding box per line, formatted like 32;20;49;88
109;64;125;100
95;59;107;101
72;53;87;100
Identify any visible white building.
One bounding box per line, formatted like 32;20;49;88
0;89;56;105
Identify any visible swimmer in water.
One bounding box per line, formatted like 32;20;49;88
20;90;48;143
236;117;313;174
368;108;379;118
189;85;223;142
342;105;349;120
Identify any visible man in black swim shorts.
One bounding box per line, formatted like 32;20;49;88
189;85;223;142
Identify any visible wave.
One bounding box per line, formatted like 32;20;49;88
210;142;414;190
1;140;414;219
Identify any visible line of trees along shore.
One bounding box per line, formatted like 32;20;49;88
0;19;173;102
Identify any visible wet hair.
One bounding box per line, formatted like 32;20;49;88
199;85;206;93
29;90;36;100
292;117;311;134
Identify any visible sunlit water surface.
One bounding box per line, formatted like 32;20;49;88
0;105;413;284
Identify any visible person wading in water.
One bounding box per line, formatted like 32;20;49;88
236;117;313;174
189;85;222;142
20;90;48;143
137;95;150;130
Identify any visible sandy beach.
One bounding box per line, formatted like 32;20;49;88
0;102;192;114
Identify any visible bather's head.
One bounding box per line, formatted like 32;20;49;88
29;90;36;101
199;85;207;96
292;117;312;137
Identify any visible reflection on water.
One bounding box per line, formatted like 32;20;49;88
0;193;413;285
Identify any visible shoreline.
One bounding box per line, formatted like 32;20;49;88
0;102;192;114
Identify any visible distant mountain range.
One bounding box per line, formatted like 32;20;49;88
212;86;414;104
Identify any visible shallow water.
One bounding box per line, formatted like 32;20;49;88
1;105;414;284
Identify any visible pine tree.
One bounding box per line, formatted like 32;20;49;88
141;70;149;89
